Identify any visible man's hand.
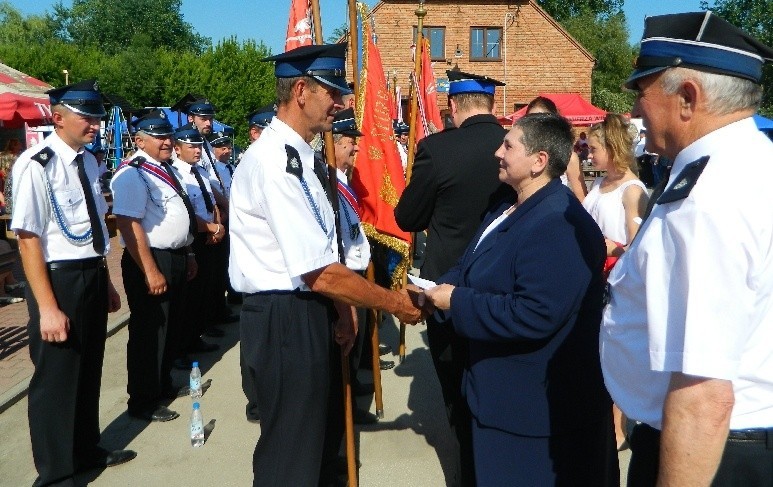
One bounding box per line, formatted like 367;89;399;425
334;304;358;355
39;305;70;342
186;255;198;281
145;268;168;295
394;288;425;324
107;281;122;312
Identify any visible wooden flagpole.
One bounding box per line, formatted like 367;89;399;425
310;1;357;486
352;1;386;420
398;0;427;363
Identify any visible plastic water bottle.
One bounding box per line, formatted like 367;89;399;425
189;361;202;398
190;402;205;447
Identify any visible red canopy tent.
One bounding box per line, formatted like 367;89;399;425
506;93;606;126
0;63;52;128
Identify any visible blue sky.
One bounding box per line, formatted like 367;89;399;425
9;0;704;54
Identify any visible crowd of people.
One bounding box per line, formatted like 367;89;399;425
3;9;772;487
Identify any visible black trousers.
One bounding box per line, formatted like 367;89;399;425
240;344;260;421
426;315;475;487
348;305;369;385
181;234;216;351
26;261;108;487
240;291;343;487
207;232;230;322
629;423;773;486
122;248;187;411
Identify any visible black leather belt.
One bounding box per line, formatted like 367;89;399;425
47;257;106;270
727;428;772;444
151;246;187;255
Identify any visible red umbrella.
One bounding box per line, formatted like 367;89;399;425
0;92;51;128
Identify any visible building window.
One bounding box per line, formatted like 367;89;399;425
470;27;502;61
413;26;445;61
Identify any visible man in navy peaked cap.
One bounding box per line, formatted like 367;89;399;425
602;11;773;486
229;43;423;486
394;69;512;487
247;104;276;143
11;79;135;485
112;109;197;424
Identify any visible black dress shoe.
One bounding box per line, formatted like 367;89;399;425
247;416;261;424
190;337;219;353
78;448;137;471
352;381;374;396
204;327;225;338
217;313;239;324
353;408;378;425
128;405;179;422
380;359;395;370
378;343;392;356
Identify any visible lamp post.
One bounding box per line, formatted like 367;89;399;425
62;69;69;85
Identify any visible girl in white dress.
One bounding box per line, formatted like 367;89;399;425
582;114;649;260
581;113;649;451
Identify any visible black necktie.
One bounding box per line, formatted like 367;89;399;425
191;165;214;214
202;143;226;193
641;162;673;222
313;152;346;264
226;164;234;177
76;153;106;255
161;160;198;237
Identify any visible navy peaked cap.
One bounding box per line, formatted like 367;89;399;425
626;11;773;89
248;104;276;128
46;79;106;117
175;123;204;144
263;43;352;94
332;108;362;136
447;70;505;97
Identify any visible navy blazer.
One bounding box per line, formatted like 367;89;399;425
439;179;610;437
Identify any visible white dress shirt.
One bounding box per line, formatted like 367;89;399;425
11;132;110;261
229;118;338;292
601;118;773;430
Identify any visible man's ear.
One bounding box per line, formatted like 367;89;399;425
294;78;309;106
678;79;700;119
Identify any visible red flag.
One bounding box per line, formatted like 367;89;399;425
285;0;312;51
351;19;411;287
415;39;444;141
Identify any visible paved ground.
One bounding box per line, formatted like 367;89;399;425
0;236;631;486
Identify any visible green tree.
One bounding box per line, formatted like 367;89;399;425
49;0;210;55
561;11;636;112
536;0;623;22
0;2;57;45
700;0;773;115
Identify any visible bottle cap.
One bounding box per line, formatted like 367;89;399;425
193;402;200;410
192;361;199;368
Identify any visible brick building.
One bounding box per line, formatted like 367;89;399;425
368;0;595;117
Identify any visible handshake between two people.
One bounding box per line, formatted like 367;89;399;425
398;283;455;323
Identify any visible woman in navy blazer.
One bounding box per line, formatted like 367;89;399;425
425;114;619;486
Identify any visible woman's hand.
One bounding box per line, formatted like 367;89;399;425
424;284;455;311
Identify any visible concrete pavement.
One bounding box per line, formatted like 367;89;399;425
0;310;631;486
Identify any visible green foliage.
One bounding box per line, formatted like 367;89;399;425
535;0;624;22
0;2;276;147
0;2;58;44
49;0;210;55
700;0;773;115
561;11;636;113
